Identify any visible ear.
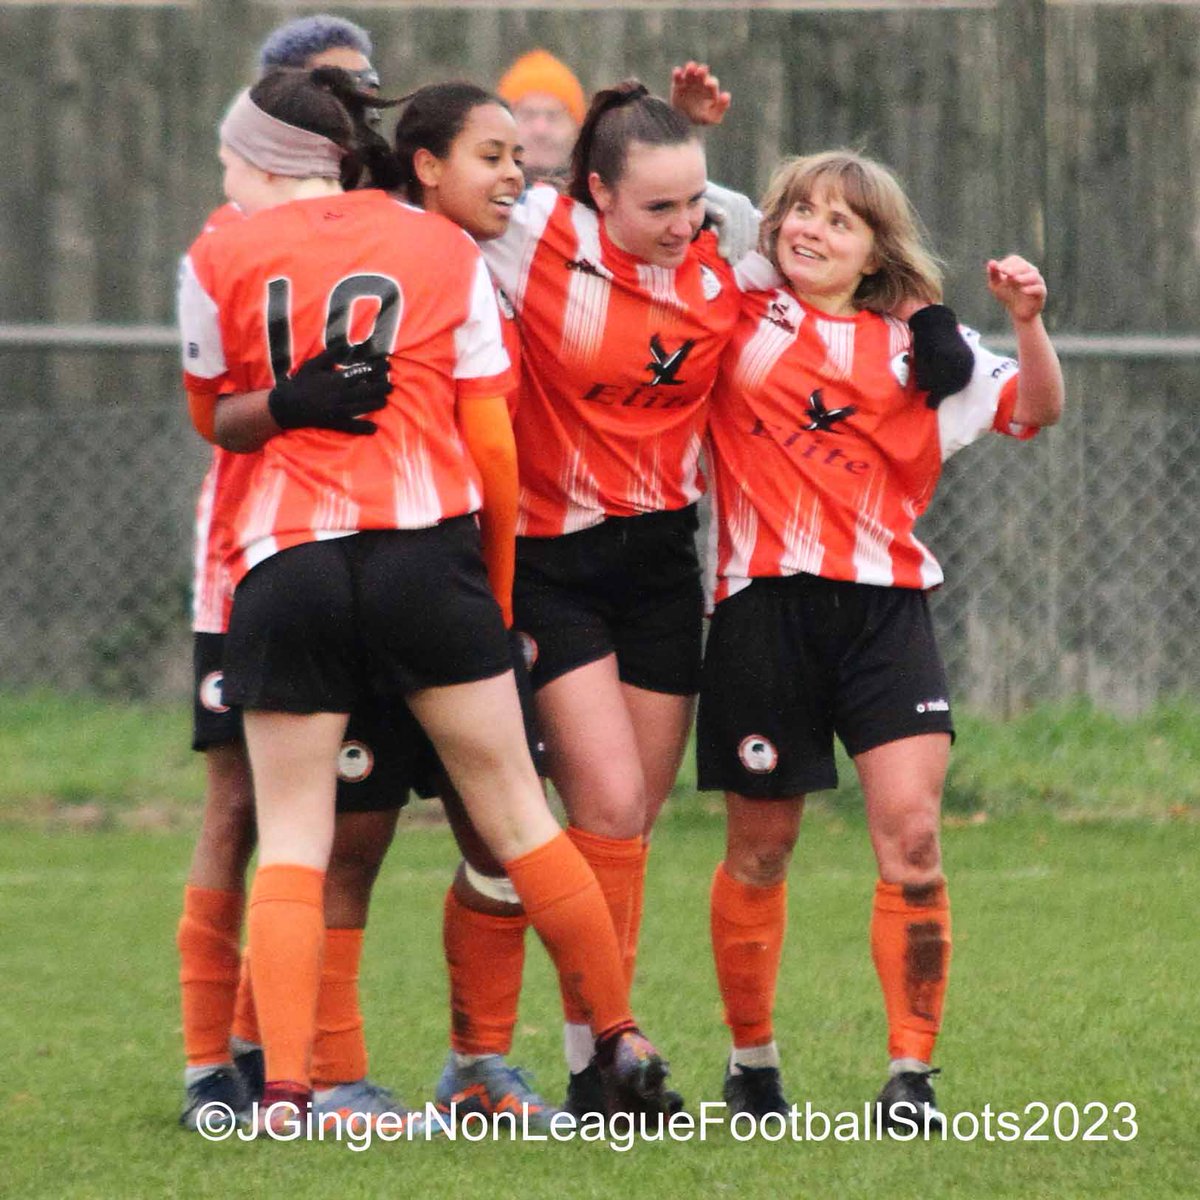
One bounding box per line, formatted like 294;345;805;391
413;147;443;191
588;170;613;214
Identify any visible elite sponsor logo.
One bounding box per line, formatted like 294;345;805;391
738;734;779;774
338;740;375;783
801;388;856;433
199;670;229;714
890;351;911;388
580;334;698;409
645;334;695;387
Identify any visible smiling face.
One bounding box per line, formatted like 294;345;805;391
414;103;524;242
590;139;707;269
775;183;877;315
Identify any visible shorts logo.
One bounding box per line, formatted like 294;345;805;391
199;670;229;714
517;631;538;671
738;734;779;774
338;740;374;783
916;698;950;714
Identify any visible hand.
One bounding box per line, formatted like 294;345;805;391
669;61;731;126
908;304;975;409
267;346;390;435
703;181;761;264
987;255;1048;323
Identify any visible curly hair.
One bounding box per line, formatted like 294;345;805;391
258;14;373;71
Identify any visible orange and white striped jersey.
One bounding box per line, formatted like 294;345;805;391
706;276;1034;603
179;188;512;586
188;202;252;633
482;185;741;537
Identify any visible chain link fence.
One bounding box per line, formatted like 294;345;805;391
1;338;1195;714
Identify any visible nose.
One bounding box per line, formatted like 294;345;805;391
669;211;695;239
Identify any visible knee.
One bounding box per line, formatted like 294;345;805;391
882;815;942;883
727;833;797;888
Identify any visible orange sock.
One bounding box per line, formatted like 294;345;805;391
312;927;367;1088
710;862;787;1048
443;888;528;1056
624;839;651;991
247;863;325;1088
231;951;260;1046
559;826;643;1023
504;831;631;1039
870;879;952;1063
178;885;244;1066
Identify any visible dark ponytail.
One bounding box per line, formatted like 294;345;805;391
567;79;695;208
249;66;403;190
392;82;509;205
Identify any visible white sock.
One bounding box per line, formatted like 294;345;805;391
563;1022;595;1074
454;1051;500;1069
729;1041;780;1073
889;1057;932;1077
230;1036;261;1058
184;1061;231;1087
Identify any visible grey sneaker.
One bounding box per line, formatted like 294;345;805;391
311;1078;414;1132
435;1052;559;1131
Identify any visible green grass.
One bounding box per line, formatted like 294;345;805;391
2;811;1196;1198
1;693;1196;1195
2;692;1198;824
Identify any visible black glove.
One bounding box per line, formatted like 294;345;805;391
267;346;390;435
908;305;974;409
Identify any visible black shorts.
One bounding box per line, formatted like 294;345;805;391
513;506;703;694
223;519;512;713
696;574;954;799
192;632;422;812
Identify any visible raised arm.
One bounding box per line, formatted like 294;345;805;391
669;61;731;127
987;255;1064;428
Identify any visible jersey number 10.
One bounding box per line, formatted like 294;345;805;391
266;273;403;383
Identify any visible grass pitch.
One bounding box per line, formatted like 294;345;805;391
2;802;1195;1198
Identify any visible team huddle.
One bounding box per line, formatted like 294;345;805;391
174;14;1064;1139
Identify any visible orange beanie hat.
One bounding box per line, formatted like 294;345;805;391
497;49;586;126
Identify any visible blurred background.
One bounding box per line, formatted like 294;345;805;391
1;0;1196;714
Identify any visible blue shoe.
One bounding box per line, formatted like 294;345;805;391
436;1053;559;1131
179;1064;250;1132
311;1078;413;1131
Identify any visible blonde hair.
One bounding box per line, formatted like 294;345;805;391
758;150;943;311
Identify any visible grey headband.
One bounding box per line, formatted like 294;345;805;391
219;88;346;179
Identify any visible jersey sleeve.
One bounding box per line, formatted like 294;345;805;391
478;184;560;306
177;249;227;394
454;254;515;400
936;327;1032;461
